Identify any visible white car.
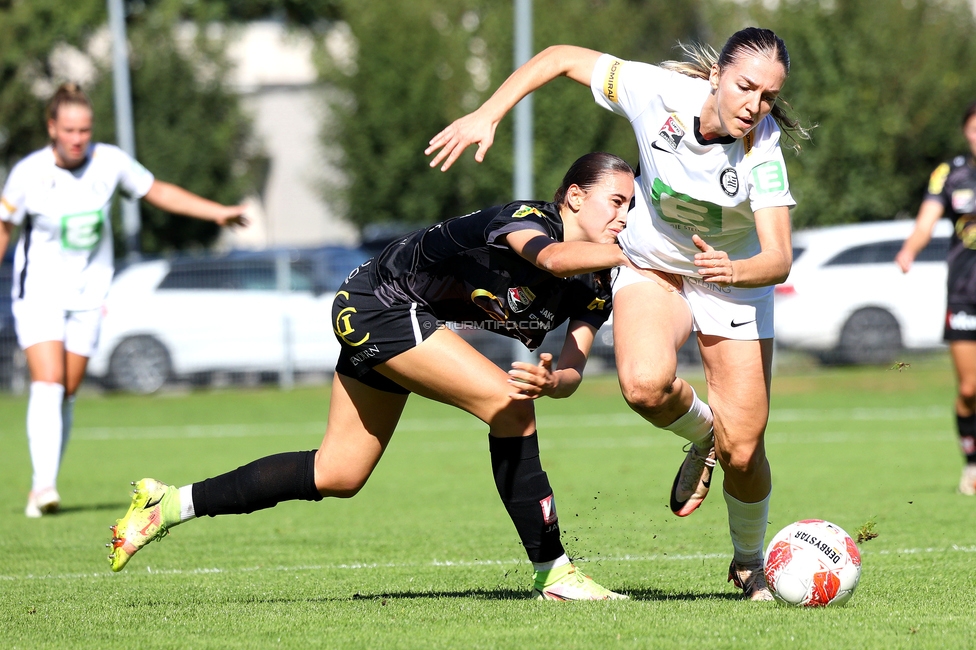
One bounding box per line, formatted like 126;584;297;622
87;254;347;393
775;219;952;364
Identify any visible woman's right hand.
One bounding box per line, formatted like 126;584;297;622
425;108;499;172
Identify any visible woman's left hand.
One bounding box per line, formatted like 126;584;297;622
508;353;557;400
214;206;249;227
692;234;734;285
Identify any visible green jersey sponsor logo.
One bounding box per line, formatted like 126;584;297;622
751;161;786;194
61;208;105;250
650;178;723;234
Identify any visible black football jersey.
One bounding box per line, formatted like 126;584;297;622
368;201;612;349
925;156;976;301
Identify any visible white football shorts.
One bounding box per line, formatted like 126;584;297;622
611;265;774;340
12;300;103;357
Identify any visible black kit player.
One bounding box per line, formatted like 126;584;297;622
898;100;976;495
107;152;635;600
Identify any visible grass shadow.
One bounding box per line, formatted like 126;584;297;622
624;587;741;602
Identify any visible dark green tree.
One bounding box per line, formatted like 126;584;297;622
320;0;704;233
734;0;976;227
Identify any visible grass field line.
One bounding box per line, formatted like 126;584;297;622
3;545;974;584
67;405;949;443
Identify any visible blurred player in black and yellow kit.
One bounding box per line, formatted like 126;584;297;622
897;101;976;495
108;152;635;601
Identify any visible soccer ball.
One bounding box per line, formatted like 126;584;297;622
763;519;861;607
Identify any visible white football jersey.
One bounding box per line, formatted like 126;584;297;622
0;144;154;310
590;53;795;277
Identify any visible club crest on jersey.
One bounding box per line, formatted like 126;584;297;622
512;205;545;219
720;168;739;197
539;494;557;525
952;189;976;214
507;285;536;313
658;115;685;150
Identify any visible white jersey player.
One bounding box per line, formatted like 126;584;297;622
0;83;247;518
427;27;810;601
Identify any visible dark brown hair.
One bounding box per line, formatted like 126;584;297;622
45;82;93;123
553;152;634;206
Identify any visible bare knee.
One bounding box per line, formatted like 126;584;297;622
959;383;976;411
619;373;679;420
717;440;765;478
315;475;366;499
485;397;536;437
314;452;369;499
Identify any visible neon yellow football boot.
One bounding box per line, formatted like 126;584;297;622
532;563;628;601
107;478;180;572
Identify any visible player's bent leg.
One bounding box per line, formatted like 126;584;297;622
107;374;404;572
613;279;717;514
377;327;536;436
612;279;694;427
378;329;623;599
314;373;407;497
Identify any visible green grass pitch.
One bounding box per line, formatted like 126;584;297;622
1;355;974;648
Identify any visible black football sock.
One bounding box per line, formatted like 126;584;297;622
958;413;976;464
192;450;322;517
489;432;565;563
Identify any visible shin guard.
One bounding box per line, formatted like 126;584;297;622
192;450;322;517
489;433;565;563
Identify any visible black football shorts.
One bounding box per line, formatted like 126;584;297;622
945;302;976;342
332;267;439;393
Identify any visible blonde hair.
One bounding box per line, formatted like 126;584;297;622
660;28;813;154
45;82;93;123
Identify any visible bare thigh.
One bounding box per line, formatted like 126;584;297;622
613;278;696;426
315;372;408;497
316;328;536;497
698;335;773;502
376;326;536;438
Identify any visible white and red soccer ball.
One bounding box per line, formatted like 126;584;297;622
764;519;861;607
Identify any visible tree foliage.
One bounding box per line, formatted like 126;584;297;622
715;0;976;228
0;0;260;255
324;0;976;234
320;0;704;233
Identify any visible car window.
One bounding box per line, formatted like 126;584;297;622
825;240;906;266
824;237;950;266
792;246;805;262
158;259;316;292
915;236;950;262
289;259;315;292
159;260;276;291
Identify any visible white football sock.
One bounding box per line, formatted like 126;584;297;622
27;381;65;492
179;484;196;522
725;488;771;564
533;553;570;574
664;387;714;448
61;394;76;462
